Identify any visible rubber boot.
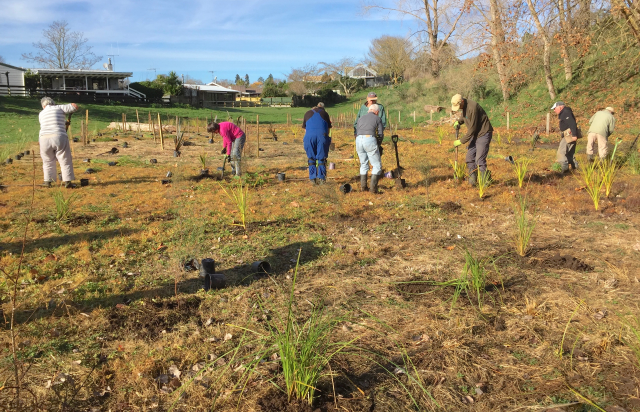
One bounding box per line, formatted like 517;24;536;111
234;160;241;176
369;173;380;194
41;181;53;188
309;178;317;185
560;162;569;173
360;175;368;191
587;155;595;163
468;171;478;186
64;181;77;189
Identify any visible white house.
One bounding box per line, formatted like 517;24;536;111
0;62;27;96
181;82;240;107
347;64;386;87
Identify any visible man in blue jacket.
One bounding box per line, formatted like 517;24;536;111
302;102;332;184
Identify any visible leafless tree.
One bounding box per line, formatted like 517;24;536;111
22;20;101;69
363;0;467;77
287;64;319;96
184;75;204;85
368;36;412;83
611;0;640;46
318;58;359;97
524;0;557;99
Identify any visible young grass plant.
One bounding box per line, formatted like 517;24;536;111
576;160;604;211
514;196;536;256
436;126;446;145
494;130;502;146
198;153;207;169
599;139;622;197
290;124;301;139
513;158;532;188
477;169;492;198
449;160;466;182
219;181;250;230
52;189;78;223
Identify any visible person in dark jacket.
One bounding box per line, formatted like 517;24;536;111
355;104;385;193
302;102;331;184
451;94;494;185
551;101;580;173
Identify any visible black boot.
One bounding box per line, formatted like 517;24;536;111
360;175;368;191
369;174;380;194
64;181;77;189
41;181;53;188
468;171;478;186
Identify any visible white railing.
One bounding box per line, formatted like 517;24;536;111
127;86;146;99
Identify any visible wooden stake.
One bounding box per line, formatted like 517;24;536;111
122;113;125;131
197;117;199;133
413;111;416;122
158;113;164;150
85;109;89;132
257;115;260;158
546;112;550;135
507;112;510;130
69;122;75;155
136;109;140;132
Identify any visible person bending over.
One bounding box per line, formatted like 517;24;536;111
207;121;246;177
38;96;79;188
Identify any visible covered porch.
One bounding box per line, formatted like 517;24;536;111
33;69;145;100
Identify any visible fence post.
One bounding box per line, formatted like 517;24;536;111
507;112;510;130
546;113;550;135
257;115;260;158
158;113;164;150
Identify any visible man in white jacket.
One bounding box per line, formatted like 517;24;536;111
38;97;78;188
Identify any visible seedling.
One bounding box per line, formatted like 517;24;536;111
513;157;532;188
599;139;622;197
436;126;445;145
450;160;466;182
576;160;604;210
52;189;78;223
199;153;207;169
174;118;185;155
219;181;250;230
290;124;301;139
494;130;502;146
477;169;492;198
514;196;535;256
506;130;513;144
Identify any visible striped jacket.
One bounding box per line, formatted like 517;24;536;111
39;104;77;137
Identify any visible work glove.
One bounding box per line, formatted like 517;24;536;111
225;155;231;163
221;147;227;155
378;145;384;157
453;121;461;130
453;140;462;147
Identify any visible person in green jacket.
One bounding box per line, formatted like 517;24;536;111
587;107;615;161
354;92;387;136
451;94;494;185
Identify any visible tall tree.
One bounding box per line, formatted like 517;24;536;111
163;71;183;96
524;0;557;99
556;0;573;80
265;74;275;84
611;0;640;46
364;0;466;77
22;20;101;69
368;35;412;84
235;74;242;85
318;58;359;97
244;74;250;85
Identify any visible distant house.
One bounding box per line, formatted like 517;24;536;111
181;83;241;107
31;59;146;101
227;85;263;102
347;64;386;87
0;62;27;96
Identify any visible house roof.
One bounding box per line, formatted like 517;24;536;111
227;85;263;94
185;83;240;93
0;62;27;71
348;64;377;78
33;69;132;78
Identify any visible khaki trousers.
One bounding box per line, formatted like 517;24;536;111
586;132;608;159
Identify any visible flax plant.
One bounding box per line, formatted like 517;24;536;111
599;139;622;197
449;160;466;182
198;153;208;169
219;181;250;230
513;157;532;188
514;196;535;256
494;130;502;146
576;160;605;210
436;126;446;145
52;189;78;223
477;169;492;198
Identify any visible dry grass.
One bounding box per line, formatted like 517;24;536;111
1;122;640;411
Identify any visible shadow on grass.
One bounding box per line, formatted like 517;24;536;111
8;240;326;325
0;228;141;254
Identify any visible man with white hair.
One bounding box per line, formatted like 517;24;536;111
587;107;615;161
355;103;385;193
38;97;79;187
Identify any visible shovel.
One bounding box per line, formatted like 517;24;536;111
391;135;406;188
220;156;228;179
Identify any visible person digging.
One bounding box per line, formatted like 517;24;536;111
355;104;385;193
451;94;494;185
551;101;581;173
207;121;246;177
587;106;615;162
38;97;79;188
302;102;332;184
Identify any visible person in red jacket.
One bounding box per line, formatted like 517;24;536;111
207;122;246;176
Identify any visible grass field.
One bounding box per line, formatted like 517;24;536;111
1;95;640;411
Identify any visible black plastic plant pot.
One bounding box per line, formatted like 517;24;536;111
166;171;173;178
505;155;514;164
83;158;91;163
161;179;171;184
19;152;24;156
173;150;181;157
85;168;95;174
395;178;406;189
122;142;128;148
200;258;216;274
108;162;117;166
73;138;79;143
150;159;157;164
203;273;226;291
200;169;210;176
80;178;89;187
25;150;30;155
5;158;13;165
340;183;352;194
251;261;271;277
276;172;286;182
92;139;96;142
209;139;214;144
15;155;22;160
110;147;119;154
329;143;336;151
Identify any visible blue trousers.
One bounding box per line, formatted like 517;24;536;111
356;135;382;175
303;131;330;180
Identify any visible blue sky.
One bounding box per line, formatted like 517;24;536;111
0;0;412;83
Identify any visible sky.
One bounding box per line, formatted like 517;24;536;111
0;0;413;84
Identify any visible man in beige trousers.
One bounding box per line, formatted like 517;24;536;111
587;107;615;161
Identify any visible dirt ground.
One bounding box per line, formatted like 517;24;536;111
1;124;639;411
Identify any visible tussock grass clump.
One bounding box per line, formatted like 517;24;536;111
450;160;466;182
599;139;622;197
52;189;78;223
198;153;207;169
219;181;250;230
436;126;446;145
290;124;301;139
514;196;535;256
477;169;492;198
513;157;532;188
576;160;605;211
